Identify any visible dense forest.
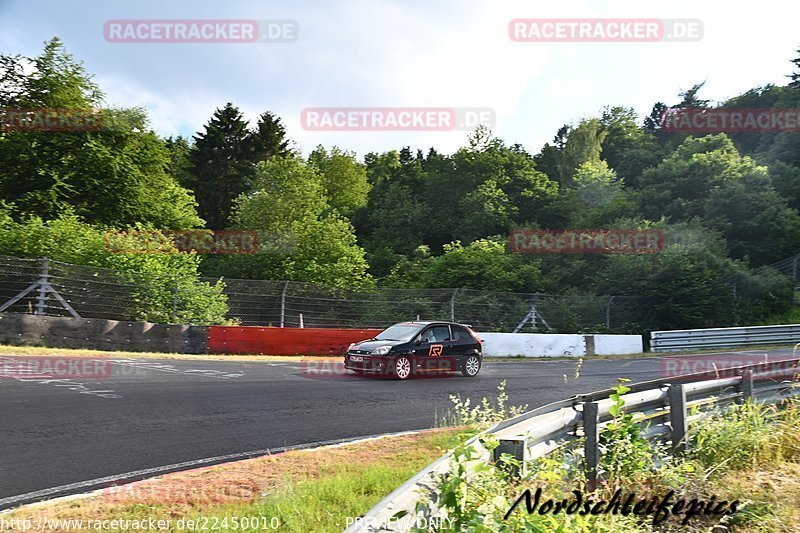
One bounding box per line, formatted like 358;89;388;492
2;38;800;330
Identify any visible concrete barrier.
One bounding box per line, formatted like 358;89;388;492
0;313;643;358
477;332;642;358
593;334;643;356
479;332;585;358
0;313;207;354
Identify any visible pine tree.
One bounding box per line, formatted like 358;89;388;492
187;103;253;229
246;111;290;163
789;48;800;88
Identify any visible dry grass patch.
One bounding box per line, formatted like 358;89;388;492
712;462;800;532
0;344;341;362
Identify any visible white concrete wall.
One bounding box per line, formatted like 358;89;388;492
478;333;585;358
593;334;643;356
478;332;642;357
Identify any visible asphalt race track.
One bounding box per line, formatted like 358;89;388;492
1;348;796;509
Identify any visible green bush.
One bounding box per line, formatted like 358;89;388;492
0;207;229;324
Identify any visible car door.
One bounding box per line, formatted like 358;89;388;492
449;324;471;364
416;325;455;372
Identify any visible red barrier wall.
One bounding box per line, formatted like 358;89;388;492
207;326;382;356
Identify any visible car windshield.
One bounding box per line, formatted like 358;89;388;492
374;324;423;341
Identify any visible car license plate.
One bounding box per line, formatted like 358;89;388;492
350;356;364;362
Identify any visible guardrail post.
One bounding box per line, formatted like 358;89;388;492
740;368;754;403
668;384;687;455
583;402;599;490
493;437;526;478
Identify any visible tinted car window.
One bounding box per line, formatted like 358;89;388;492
451;325;471;341
423;326;451;342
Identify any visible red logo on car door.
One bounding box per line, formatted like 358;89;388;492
428;344;443;356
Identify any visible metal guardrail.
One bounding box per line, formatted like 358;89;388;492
650;324;800;351
346;358;800;532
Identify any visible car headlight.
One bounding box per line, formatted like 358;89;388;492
372;345;391;355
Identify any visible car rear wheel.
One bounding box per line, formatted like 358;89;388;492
394;356;412;380
461;355;481;377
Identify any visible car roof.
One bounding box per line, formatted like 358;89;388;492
394;321;472;328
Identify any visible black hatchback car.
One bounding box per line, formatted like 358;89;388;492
344;321;483;379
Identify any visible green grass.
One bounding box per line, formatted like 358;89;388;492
209;464;428;532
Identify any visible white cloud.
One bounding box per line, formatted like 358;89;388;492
1;0;797;156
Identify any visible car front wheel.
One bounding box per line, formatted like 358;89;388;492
461;355;481;377
394;356;412;380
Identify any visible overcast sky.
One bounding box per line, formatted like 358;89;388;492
1;0;798;157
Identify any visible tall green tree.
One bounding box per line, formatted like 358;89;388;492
246;111;290;163
187;103;253;229
555;119;607;186
204;156;371;287
677;82;711;108
0;39;202;229
639;134;753;221
788;47;800;88
164;135;193;186
599;106;663;188
354;150;428;275
308;145;370;216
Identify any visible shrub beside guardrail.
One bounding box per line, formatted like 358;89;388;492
346;357;800;532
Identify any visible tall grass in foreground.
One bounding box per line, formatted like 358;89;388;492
420;386;800;532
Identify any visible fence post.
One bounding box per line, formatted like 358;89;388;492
299;313;304;328
793;255;798;280
450;288;458;321
280;281;289;328
493;437;526;478
605;296;615;329
36;257;49;315
740;368;754;402
583;402;599;490
171;277;179;323
668;384;687;455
